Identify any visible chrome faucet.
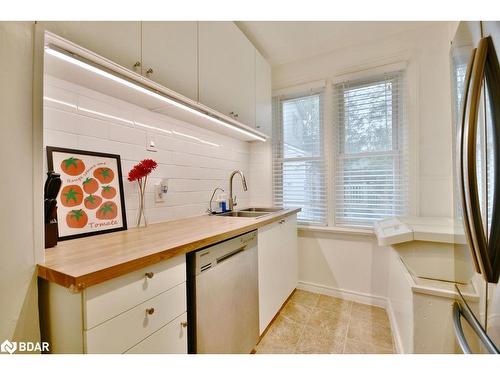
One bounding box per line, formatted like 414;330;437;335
229;170;248;211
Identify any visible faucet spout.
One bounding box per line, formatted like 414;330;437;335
229;170;247;211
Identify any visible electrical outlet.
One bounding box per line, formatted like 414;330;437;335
155;179;168;203
147;133;157;152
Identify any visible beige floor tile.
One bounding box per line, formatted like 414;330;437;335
316;295;352;313
351;302;390;327
263;314;305;345
295;326;344;354
346;317;394;349
281;301;314;324
290;290;320;307
256;335;297;354
343;338;394;354
306;307;350;338
255;292;396;355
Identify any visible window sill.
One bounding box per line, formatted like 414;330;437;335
297;225;374;237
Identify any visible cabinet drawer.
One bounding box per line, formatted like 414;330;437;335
85;281;186;353
125;313;187;354
84;255;186;329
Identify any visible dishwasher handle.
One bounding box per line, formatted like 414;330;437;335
216;246;246;264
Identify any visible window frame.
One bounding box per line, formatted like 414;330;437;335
272;88;327;226
272;62;415;231
332;71;408;228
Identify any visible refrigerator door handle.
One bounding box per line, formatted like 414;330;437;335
458;47;482;274
452;302;472;354
482;36;500;282
463;36;495;281
453;298;500;354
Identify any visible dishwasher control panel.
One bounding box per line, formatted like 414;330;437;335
194;230;257;275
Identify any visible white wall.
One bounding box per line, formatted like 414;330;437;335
43;76;252;226
270;23;456;320
0;22;41;344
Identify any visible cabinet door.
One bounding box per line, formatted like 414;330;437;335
255;50;272;137
257;220;284;334
281;214;298;297
198;22;256;127
142;22;198;101
38;22;141;71
257;215;298;334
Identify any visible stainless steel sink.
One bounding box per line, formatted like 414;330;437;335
216;211;269;218
240;207;283;213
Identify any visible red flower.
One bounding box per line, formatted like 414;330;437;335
128;159;158;182
140;159;158;174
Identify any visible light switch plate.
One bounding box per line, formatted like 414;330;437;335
147;133;157;152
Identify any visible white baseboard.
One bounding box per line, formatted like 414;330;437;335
297;280;405;354
297;281;387;308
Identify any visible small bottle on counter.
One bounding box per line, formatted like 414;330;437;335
217;193;228;212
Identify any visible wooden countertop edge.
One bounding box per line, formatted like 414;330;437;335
37;208;300;291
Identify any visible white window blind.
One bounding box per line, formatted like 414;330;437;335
334;71;409;227
272;92;327;225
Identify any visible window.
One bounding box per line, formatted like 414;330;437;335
272;92;327;225
333;71;409;227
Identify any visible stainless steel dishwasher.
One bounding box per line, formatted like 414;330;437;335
186;230;259;354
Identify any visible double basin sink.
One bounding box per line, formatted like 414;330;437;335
215;207;283;218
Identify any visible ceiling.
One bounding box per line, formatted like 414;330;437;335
236;21;446;66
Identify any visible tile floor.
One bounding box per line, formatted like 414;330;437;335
255;290;395;354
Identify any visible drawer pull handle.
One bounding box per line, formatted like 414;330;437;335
181;321;188;328
279;219;285;224
146;308;155;315
145;272;154;279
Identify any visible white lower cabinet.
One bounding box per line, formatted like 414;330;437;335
39;255;188;354
257;214;298;334
85;282;187;353
125;313;188;354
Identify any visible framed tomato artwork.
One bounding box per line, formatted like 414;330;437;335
46;147;127;240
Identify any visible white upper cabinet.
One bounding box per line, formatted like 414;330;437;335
40;21;271;140
198;22;256;127
255;50;272;137
38;22;142;71
141;22;198;101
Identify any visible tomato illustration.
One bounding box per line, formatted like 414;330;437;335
60;185;84;207
84;194;102;210
82;177;99;194
93;167;114;184
60;157;85;176
96;201;118;220
101;185;117;199
66;209;88;228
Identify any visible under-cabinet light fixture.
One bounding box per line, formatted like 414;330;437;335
44;45;266;142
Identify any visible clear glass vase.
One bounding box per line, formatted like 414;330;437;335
136;179;147;227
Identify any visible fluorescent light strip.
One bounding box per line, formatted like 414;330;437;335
78;106;134;126
45;46;266;142
43;96;77;109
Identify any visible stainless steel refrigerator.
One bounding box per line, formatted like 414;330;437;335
451;21;500;353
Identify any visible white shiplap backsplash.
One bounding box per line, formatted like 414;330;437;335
43;75;252;227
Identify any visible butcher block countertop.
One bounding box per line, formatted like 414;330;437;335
38;208;300;291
